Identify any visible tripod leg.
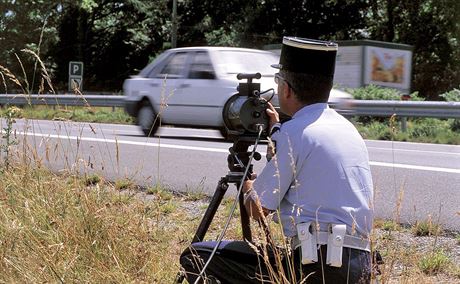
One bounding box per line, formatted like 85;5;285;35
238;183;252;242
192;177;228;243
176;178;229;283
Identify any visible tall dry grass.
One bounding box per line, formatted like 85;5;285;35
0;164;197;283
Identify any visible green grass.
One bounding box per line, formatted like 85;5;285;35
84;173;101;186
114;178;134;191
412;219;443;236
147;184;173;200
0;105;134;124
418;250;451;275
354;117;460;145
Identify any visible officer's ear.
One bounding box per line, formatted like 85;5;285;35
285;83;294;100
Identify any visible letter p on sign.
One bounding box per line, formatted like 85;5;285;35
69;61;83;77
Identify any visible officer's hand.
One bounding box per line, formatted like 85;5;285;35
266;102;279;129
243;179;254;194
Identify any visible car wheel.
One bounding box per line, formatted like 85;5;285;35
137;101;159;137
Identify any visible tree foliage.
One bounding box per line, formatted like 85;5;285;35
0;0;61;93
0;0;459;98
50;0;169;91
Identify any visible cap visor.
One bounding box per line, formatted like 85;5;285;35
271;63;282;69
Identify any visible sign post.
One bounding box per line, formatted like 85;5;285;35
68;61;84;92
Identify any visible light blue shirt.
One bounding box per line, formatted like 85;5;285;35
253;103;373;237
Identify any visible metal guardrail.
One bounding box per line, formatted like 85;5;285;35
0;94;124;108
336;100;460;119
0;94;459;119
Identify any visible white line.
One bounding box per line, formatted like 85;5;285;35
18;131;229;153
367;146;460;156
15;131;460;174
369;161;460;174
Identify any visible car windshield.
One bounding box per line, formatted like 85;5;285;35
217;50;279;76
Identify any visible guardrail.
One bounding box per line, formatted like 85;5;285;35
0;94;124;108
0;94;459;119
336;100;460;119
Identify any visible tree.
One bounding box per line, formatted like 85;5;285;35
0;0;61;93
49;0;169;91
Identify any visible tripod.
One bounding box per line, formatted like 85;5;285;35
175;137;262;283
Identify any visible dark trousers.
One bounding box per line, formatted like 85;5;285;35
180;240;371;283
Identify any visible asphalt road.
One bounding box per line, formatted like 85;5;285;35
5;119;460;231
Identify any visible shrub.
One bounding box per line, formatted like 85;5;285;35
347;85;424;101
439;88;460;102
348;85;402;100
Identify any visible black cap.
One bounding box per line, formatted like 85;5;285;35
271;37;338;77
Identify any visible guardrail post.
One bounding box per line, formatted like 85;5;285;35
401;117;407;132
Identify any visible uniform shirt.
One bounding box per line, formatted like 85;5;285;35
253;103;373;237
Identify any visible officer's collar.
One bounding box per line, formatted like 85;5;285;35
292;103;329;119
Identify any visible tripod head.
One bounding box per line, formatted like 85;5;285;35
226;138;262;183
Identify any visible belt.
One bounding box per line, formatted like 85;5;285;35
291;231;371;252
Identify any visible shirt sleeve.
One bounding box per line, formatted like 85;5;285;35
253;129;297;210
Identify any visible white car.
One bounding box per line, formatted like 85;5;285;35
123;46;351;137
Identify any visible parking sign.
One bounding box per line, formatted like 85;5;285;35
69;61;83;91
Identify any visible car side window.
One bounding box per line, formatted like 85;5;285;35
157;52;187;78
188;51;215;79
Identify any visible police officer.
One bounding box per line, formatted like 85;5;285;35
180;37;374;283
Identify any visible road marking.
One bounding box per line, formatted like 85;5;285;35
12;131;460;174
17;131;230;153
369;161;460;174
367;146;460;156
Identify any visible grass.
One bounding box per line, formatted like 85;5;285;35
353;117;460;145
0;105;134;125
0;165;242;283
412;218;443;237
84;173;101;186
418;250;451;275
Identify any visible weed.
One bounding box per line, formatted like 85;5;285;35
412;218;442;236
418;249;451;275
182;177;208;201
147;184;173;200
160;201;177;214
382;220;400;231
114;178;133;191
84;173;101;186
183;190;207;201
1;106;20;170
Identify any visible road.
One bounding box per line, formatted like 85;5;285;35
4;119;460;231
